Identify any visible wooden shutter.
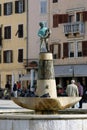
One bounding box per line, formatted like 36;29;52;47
0;4;2;16
58;14;68;24
53;14;58;27
4;3;6;15
0;27;2;46
18;49;23;62
50;44;54;53
10;50;13;62
3;51;6;63
58;44;61;58
15;1;18;13
83;11;87;21
82;41;87;56
23;0;25;12
53;0;58;3
63;42;68;58
10;2;13;14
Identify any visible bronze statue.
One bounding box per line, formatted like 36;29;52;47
38;22;51;52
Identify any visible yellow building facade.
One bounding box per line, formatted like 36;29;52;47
0;0;27;89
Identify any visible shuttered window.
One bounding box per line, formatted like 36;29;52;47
82;41;87;56
18;24;23;38
58;44;61;58
0;28;2;46
83;11;87;21
0;4;2;16
63;42;68;58
50;44;54;53
4;26;11;39
53;14;68;27
58;14;68;24
4;2;12;15
3;50;13;63
18;49;23;62
0;51;1;63
53;0;58;3
15;0;25;13
53;14;58;27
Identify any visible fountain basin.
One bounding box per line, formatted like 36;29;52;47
12;97;81;111
0;111;87;130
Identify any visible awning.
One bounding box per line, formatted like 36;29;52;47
54;64;87;77
19;74;31;81
19;74;37;81
54;65;72;77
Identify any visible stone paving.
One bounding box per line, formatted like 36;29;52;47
0;99;34;113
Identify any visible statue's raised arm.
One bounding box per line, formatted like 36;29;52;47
38;22;51;52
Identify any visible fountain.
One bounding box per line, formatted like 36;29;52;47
0;22;85;130
12;22;81;114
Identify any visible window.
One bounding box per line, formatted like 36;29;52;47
0;51;1;63
68;15;74;23
4;26;11;39
77;42;82;57
76;13;80;22
6;75;12;85
53;14;68;27
53;0;58;3
17;24;23;38
18;49;23;62
82;41;87;56
63;42;68;58
3;50;13;63
0;27;2;46
0;4;2;16
53;14;58;27
40;0;47;14
69;43;74;57
15;0;25;13
4;2;12;15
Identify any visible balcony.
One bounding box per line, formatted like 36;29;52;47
64;22;85;36
23;59;38;69
54;57;87;65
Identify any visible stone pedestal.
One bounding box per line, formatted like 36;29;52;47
36;52;57;98
12;52;81;112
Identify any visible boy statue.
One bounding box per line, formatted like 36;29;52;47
38;22;51;52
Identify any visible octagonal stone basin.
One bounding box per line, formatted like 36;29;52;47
12;97;81;111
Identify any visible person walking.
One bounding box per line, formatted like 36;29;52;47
66;80;79;108
77;82;83;108
13;82;17;97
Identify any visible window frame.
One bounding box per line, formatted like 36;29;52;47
15;0;25;14
4;2;12;15
18;24;23;38
4;26;11;39
40;0;47;14
18;49;23;63
3;50;13;63
53;0;58;3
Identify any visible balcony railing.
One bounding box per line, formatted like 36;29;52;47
64;22;85;35
54;57;87;65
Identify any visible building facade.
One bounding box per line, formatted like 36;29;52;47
24;0;50;89
25;0;87;89
49;0;87;87
0;0;26;89
1;0;87;90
